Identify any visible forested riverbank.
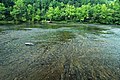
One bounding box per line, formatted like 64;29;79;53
0;0;120;24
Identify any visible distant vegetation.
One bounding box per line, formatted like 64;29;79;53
0;0;120;24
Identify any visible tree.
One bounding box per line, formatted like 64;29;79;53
64;5;76;20
35;9;41;21
10;0;26;22
27;4;35;22
10;0;41;22
111;1;120;24
99;4;114;24
78;4;91;22
0;3;6;20
0;0;119;24
0;0;14;7
45;7;54;21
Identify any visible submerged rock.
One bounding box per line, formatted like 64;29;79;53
25;42;34;46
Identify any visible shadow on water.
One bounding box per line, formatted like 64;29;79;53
0;23;120;80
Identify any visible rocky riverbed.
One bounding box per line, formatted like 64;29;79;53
0;23;120;80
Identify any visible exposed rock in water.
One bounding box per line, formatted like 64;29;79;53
25;42;34;46
47;21;52;23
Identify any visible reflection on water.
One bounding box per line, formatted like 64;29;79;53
0;23;120;80
0;28;4;32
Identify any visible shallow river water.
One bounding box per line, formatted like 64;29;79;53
0;23;120;80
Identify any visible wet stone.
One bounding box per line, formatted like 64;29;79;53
25;43;34;46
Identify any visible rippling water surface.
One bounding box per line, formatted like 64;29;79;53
0;23;120;80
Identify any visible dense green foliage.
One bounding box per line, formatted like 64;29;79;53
0;3;6;20
0;0;120;24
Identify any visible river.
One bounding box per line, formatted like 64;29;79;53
0;23;120;80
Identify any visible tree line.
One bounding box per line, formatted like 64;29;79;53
0;0;120;24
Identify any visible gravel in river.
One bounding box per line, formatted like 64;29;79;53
0;23;120;80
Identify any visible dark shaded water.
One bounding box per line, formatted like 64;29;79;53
0;23;120;80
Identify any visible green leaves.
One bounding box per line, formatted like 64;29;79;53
45;7;54;21
10;0;41;22
0;3;6;20
87;3;116;24
45;4;91;21
35;9;41;21
0;0;120;24
10;0;26;22
0;3;6;11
